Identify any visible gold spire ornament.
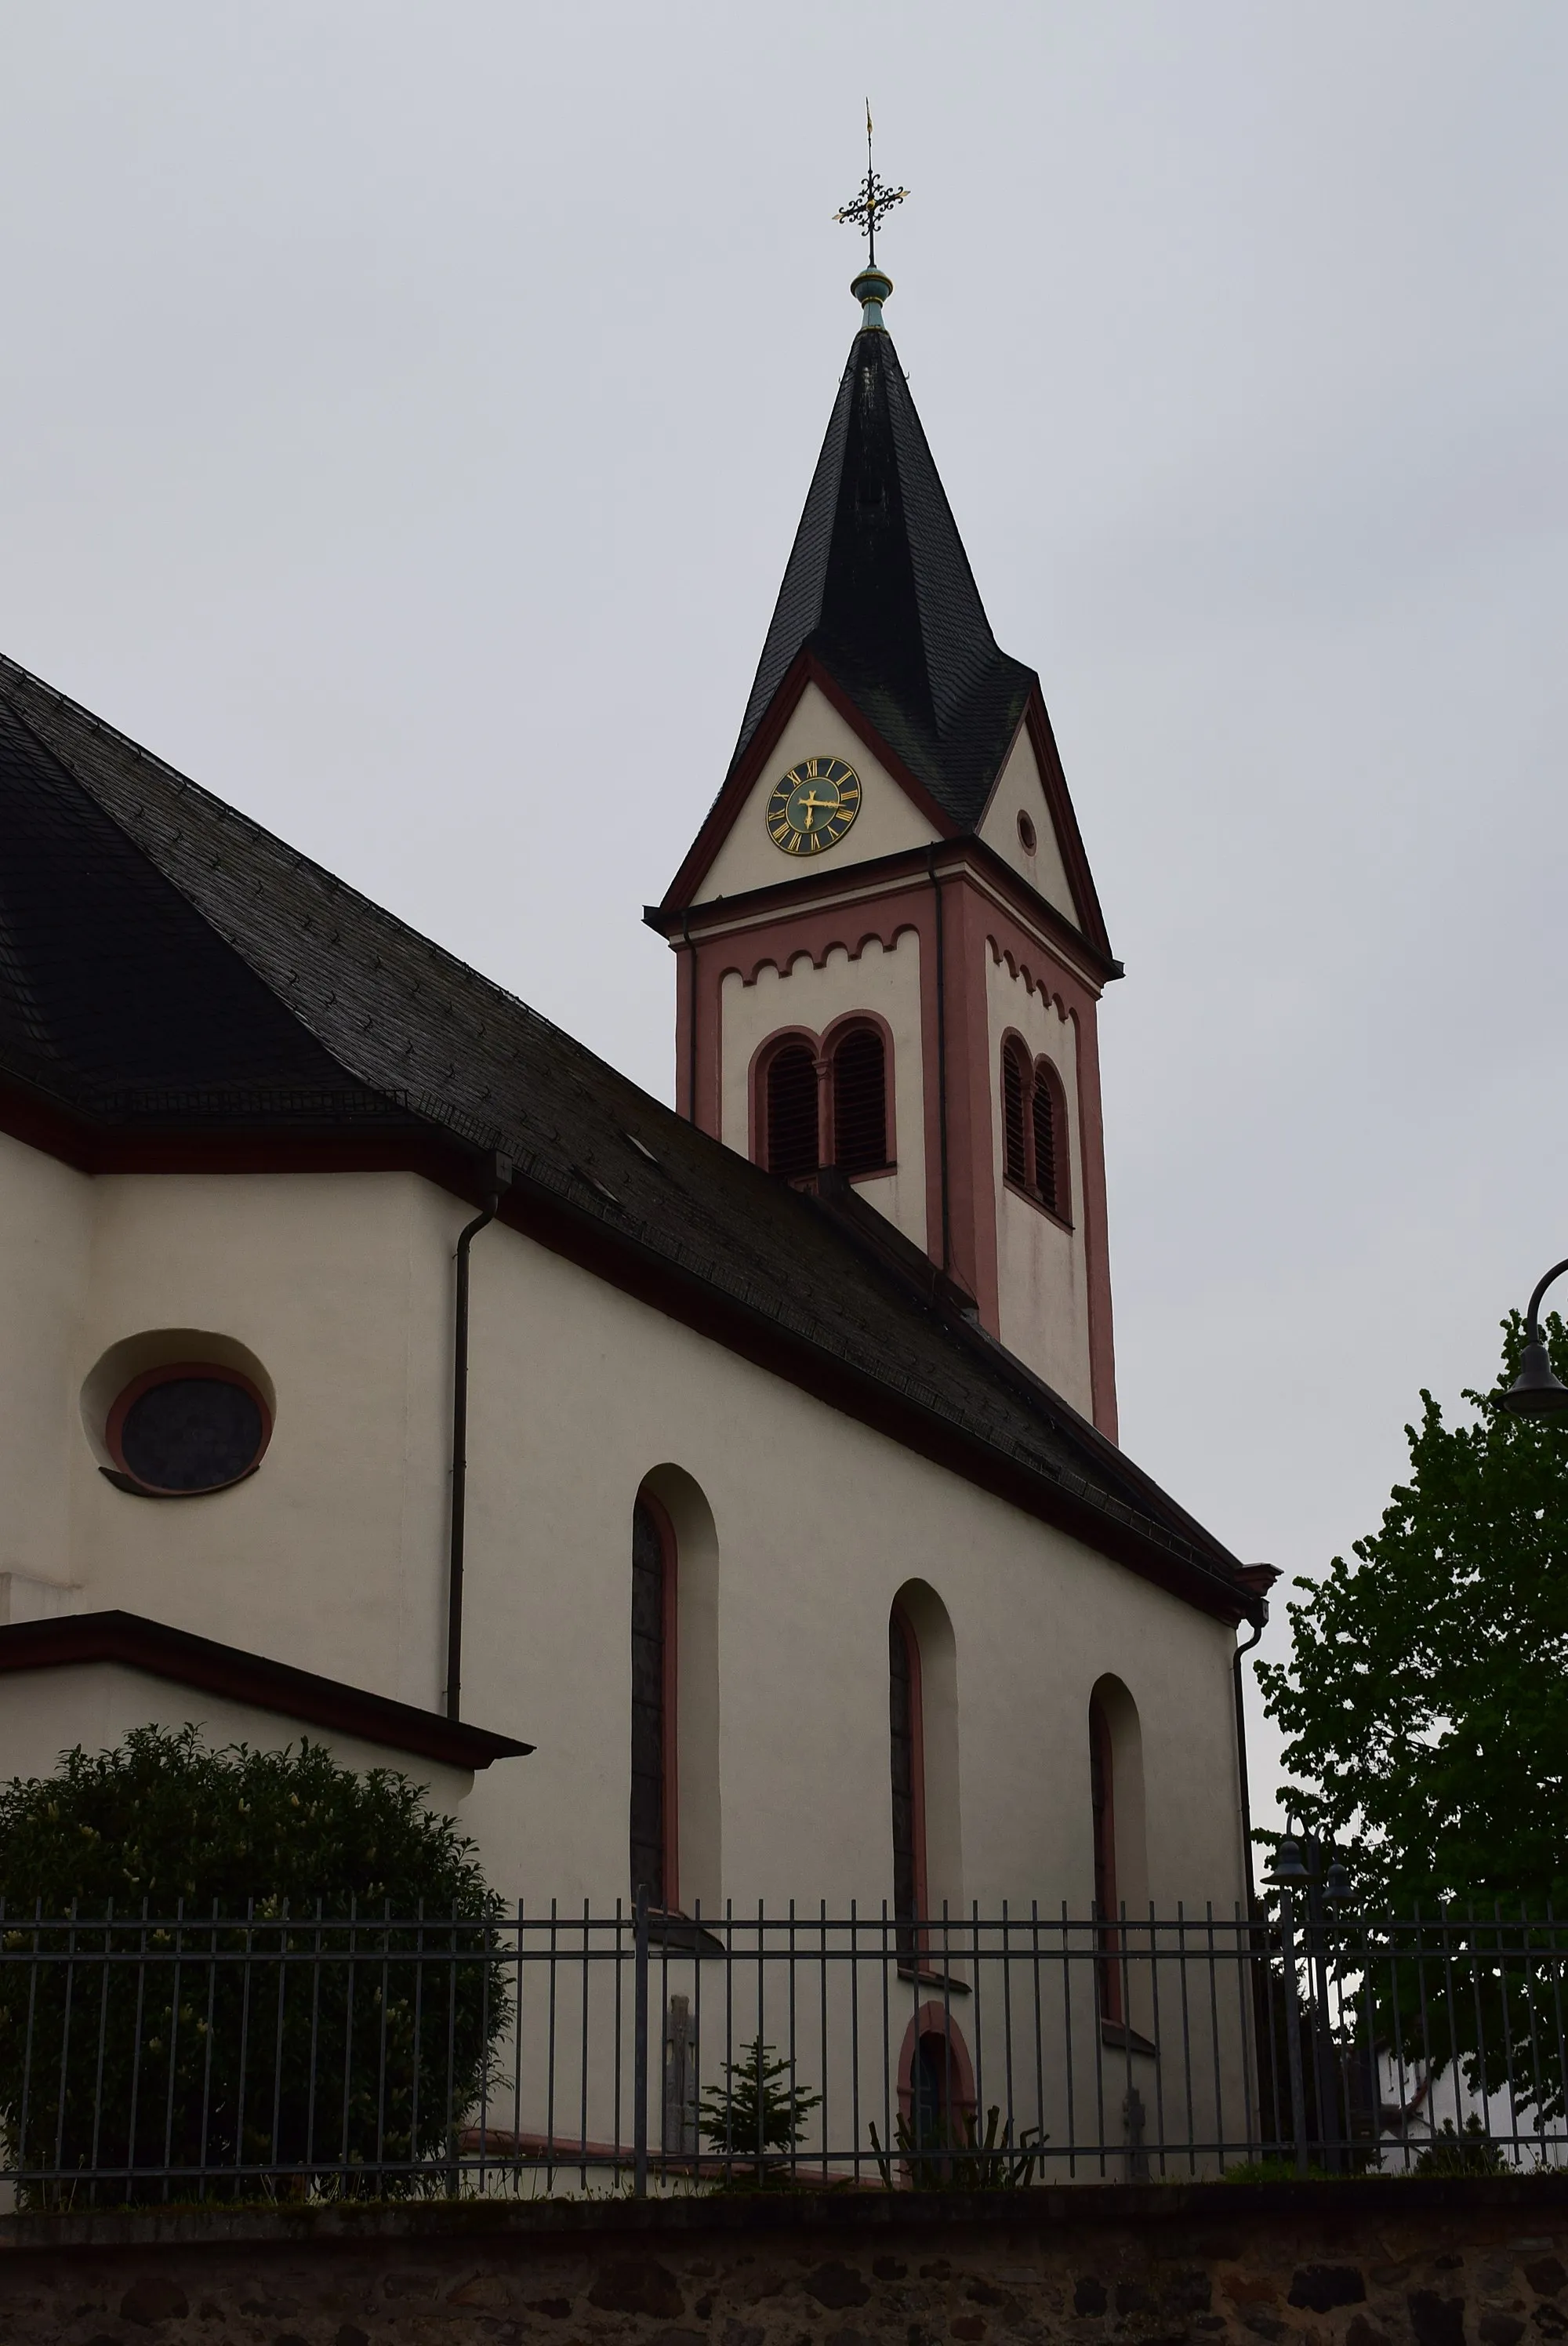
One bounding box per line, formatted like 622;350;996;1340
833;102;908;326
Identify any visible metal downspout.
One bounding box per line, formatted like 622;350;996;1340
446;1151;512;1722
1232;1614;1265;1914
681;910;698;1125
928;847;951;1273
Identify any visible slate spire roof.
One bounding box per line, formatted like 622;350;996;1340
730;318;1036;827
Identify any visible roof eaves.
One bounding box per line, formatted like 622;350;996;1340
0;1610;531;1769
498;1161;1256;1624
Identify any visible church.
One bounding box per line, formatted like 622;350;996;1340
0;244;1270;1937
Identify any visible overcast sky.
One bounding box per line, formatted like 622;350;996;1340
3;2;1564;1837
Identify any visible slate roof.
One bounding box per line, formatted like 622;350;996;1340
0;651;1256;1622
728;325;1036;826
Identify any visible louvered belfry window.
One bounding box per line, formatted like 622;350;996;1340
1002;1043;1070;1221
630;1498;668;1908
831;1026;887;1175
1035;1059;1069;1221
1031;1062;1059;1215
766;1042;819;1180
1001;1041;1029;1187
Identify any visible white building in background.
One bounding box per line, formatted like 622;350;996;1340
0;267;1273;1984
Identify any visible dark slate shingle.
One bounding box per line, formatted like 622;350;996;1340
728;326;1036;826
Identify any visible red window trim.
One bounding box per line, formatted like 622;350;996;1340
895;2002;977;2132
104;1361;273;1498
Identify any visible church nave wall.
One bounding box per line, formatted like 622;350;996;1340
456;1211;1246;1919
37;1167;455;1716
0;1133;1246;1928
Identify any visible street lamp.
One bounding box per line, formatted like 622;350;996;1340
1272;1836;1310;1885
1499;1258;1568;1418
1267;1829;1352;2175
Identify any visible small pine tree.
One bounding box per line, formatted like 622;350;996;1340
698;2036;820;2178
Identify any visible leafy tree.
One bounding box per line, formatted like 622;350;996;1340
1257;1311;1568;1915
1258;1313;1568;2126
0;1727;507;2204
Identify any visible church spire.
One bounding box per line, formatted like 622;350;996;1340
727;140;1033;829
657;163;1120;1430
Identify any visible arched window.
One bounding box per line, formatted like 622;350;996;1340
830;1025;887;1175
1000;1039;1072;1223
631;1497;677;1908
888;1603;926;1960
765;1042;819;1180
1001;1039;1029;1188
1089;1690;1120;2019
896;2002;977;2167
1087;1677;1149;2037
1032;1058;1069;1219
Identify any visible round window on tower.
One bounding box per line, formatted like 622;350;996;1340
105;1363;272;1498
1017;810;1037;855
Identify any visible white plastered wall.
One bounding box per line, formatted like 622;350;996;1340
452;1222;1244;1918
0;1158;457;1715
0;1132;93;1597
697;681;937;902
717;929;925;1250
976;728;1080;924
0;1131;1243;1931
985;954;1095;1414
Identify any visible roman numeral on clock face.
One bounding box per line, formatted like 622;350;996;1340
765;757;863;858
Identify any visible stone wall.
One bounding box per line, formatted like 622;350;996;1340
0;2177;1564;2346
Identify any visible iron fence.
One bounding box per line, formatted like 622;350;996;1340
1;1894;1565;2205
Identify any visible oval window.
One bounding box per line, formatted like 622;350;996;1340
106;1364;270;1497
1016;809;1037;855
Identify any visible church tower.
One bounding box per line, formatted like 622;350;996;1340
649;247;1121;1439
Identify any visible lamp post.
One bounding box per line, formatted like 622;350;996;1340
1269;1830;1352;2175
1499;1259;1568;1417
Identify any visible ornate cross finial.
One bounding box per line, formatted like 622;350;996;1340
833;100;908;270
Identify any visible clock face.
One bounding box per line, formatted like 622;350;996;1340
766;757;862;856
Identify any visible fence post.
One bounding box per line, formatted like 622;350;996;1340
633;1887;649;2199
1279;1885;1310;2177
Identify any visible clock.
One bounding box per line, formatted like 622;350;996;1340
766;757;862;855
